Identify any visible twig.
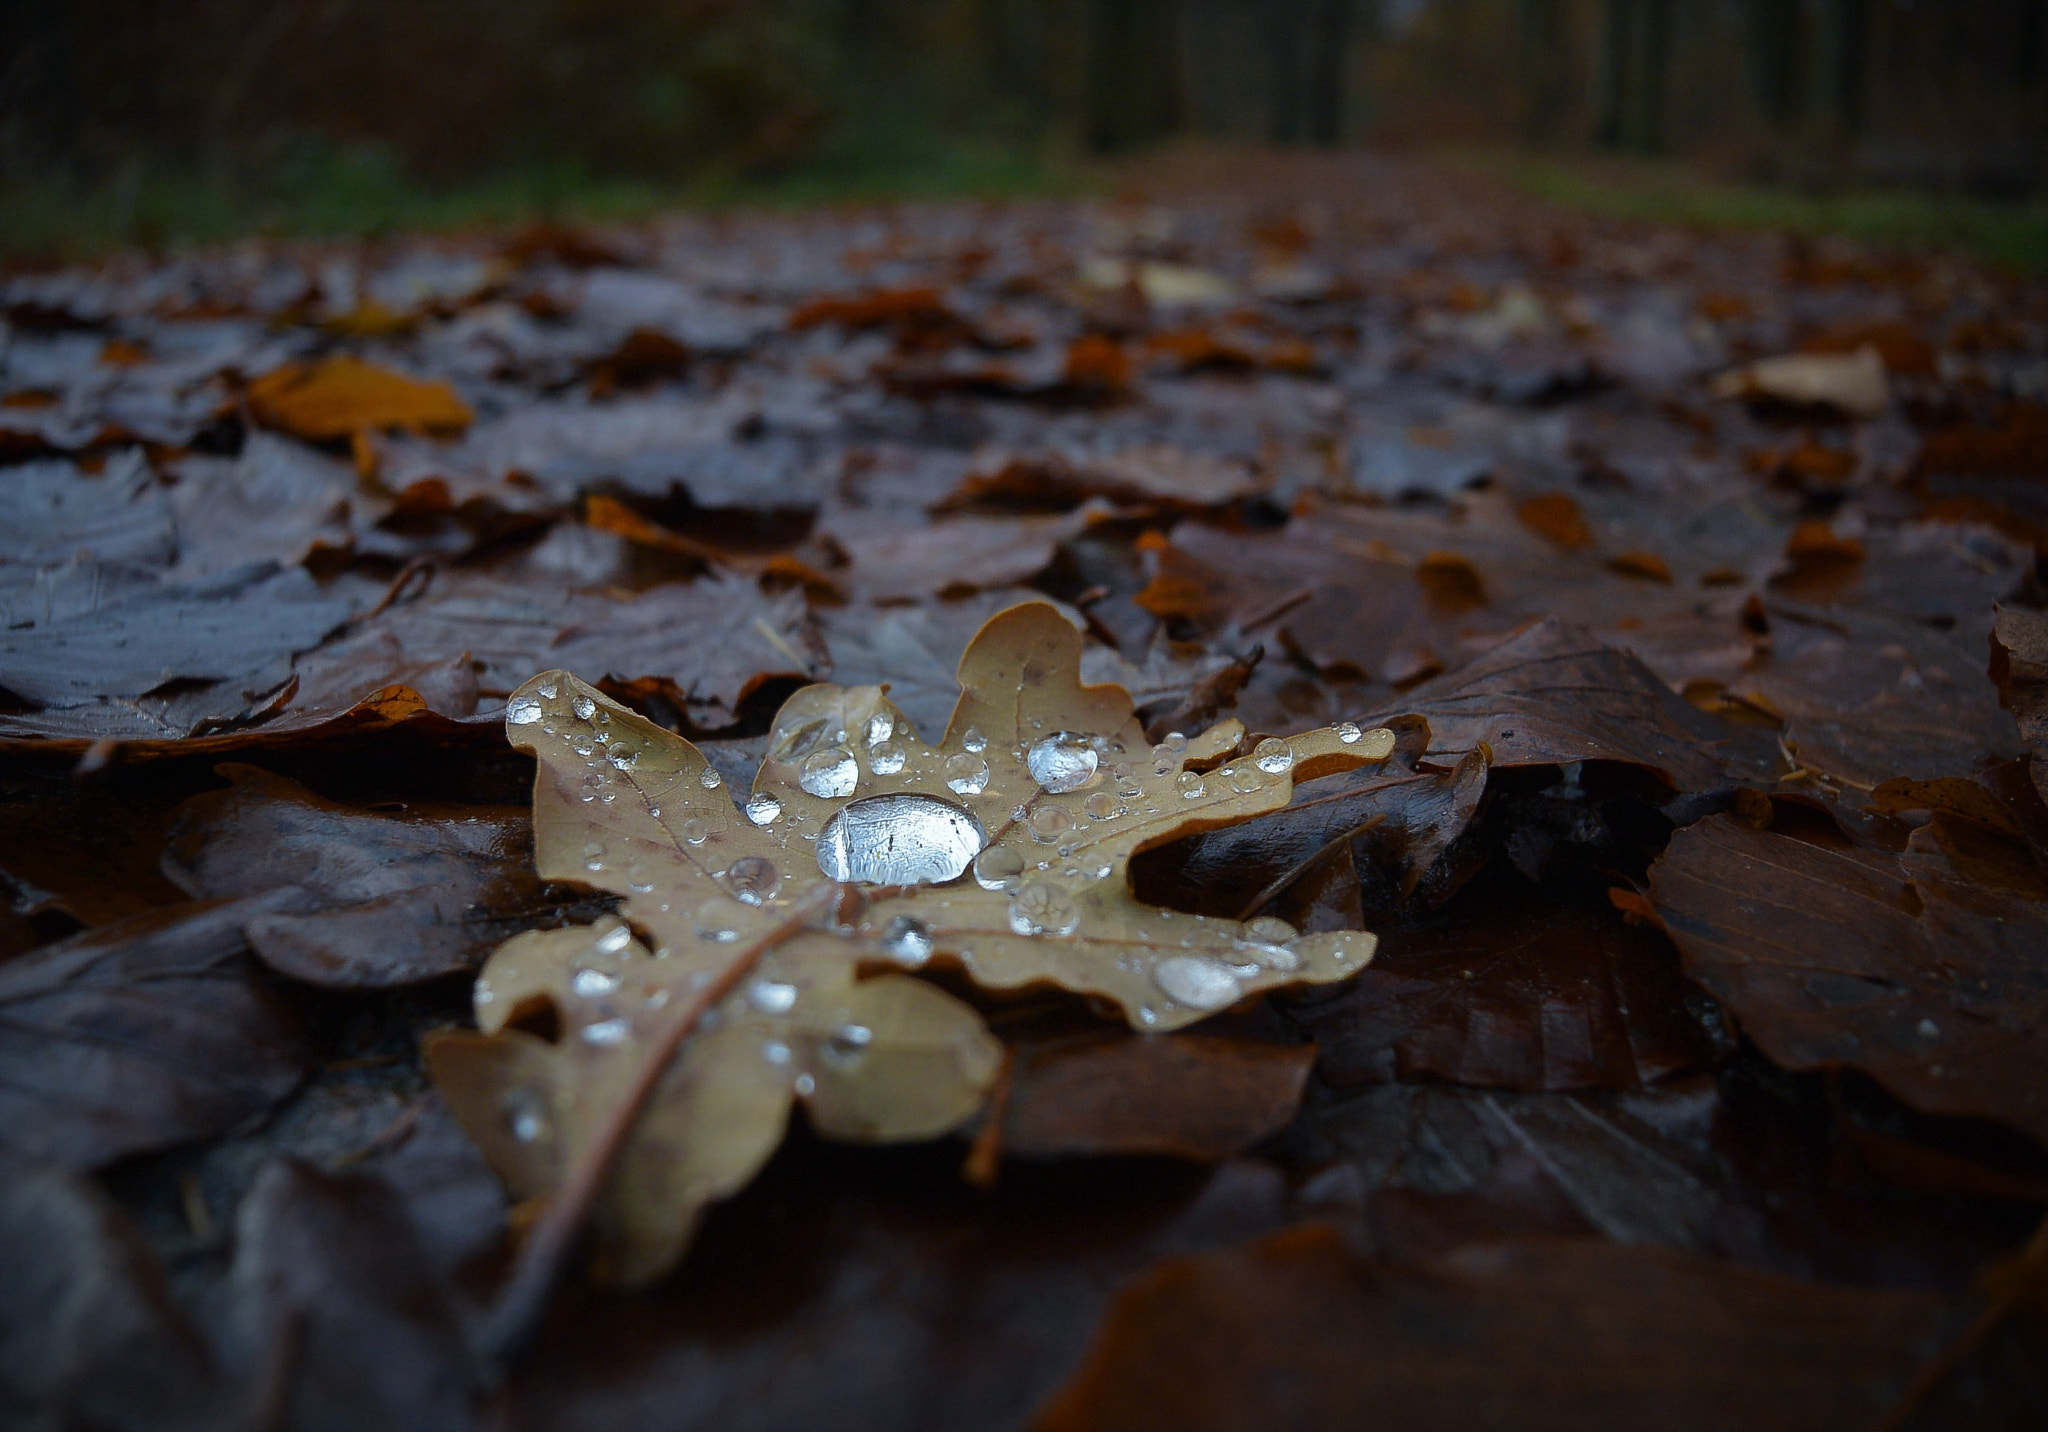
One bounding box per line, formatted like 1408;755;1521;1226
960;1047;1017;1191
472;885;839;1372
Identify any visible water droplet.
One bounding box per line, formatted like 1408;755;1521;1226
507;696;543;725
881;914;934;966
726;855;782;905
582;1017;631;1046
1083;789;1121;821
573;739;596;758
595;923;634;954
1027;733;1100;793
869;740;906;775
504;1090;550;1143
572;967;619;998
1153;955;1242;1010
1164;732;1188;752
693;898;739;942
944;752;990;794
1226;765;1264;794
582;840;606;870
866;713;894;746
816;793;986;884
609;747;638;771
681;817;708;845
794;1073;817;1096
647;806;660;819
797;746;858;799
829;1022;874;1061
700;767;724;789
1253;737;1295;775
1008;879;1080;937
1244;916;1298;944
627;864;655;893
962;726;988;753
762;1040;793;1066
572;695;597;720
1027;804;1074;842
745;794;783;825
1176;771;1206;799
1334;721;1362;744
538;681;559;700
747;980;798;1016
974;844;1026;890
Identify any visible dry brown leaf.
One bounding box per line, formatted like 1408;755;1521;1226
430;601;1392;1281
248;355;474;440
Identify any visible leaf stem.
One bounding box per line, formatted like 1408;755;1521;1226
473;884;840;1373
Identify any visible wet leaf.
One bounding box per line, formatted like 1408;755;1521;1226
247;356;474;440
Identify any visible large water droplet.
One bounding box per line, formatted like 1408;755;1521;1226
745;794;783;825
700;767;724;789
1008;879;1080;937
799;747;859;799
507;695;543;725
749;979;798;1014
1027;804;1074;842
944;753;990;795
974;844;1026;890
962;726;988;753
868;740;906;775
1027;733;1100;793
1253;737;1295;775
572;694;597;720
582;1017;631;1046
1153;955;1242;1010
1334;721;1363;744
816;794;987;884
726;855;781;905
881;914;934;966
1176;771;1206;799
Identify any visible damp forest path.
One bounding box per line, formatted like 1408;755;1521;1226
1;153;2046;1431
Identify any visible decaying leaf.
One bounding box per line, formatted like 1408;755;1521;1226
430;601;1393;1281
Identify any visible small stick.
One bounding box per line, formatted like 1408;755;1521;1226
473;886;839;1370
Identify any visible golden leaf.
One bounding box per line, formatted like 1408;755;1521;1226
430;600;1392;1283
247;355;474;440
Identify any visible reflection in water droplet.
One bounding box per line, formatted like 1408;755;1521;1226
504;1090;550;1143
816;794;987;885
881;914;934;966
866;713;894;746
1176;771;1206;799
507;696;543;725
944;752;990;795
868;740;906;775
749;980;799;1014
582;1018;631;1045
962;726;987;753
681;818;708;845
1334;721;1362;744
572;967;619;998
1083;790;1120;821
799;747;859;799
1008;879;1080;937
1253;738;1295;775
1153;955;1243;1010
595;924;634;954
572;695;597;720
700;767;724;789
1027;734;1099;793
973;844;1026;890
1027;804;1074;842
1226;765;1264;794
726;855;782;905
745;794;783;825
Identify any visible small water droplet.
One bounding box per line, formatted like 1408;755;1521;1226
582;1017;631;1046
1164;732;1188;752
869;740;906;775
1027;733;1100;793
1176;771;1206;799
1226;764;1264;794
1334;721;1363;744
681;817;708;845
573;739;596;758
1153;955;1242;1010
507;696;543;725
609;747;638;771
595;924;633;954
1008;879;1080;937
1027;804;1074;842
694;898;739;942
745;794;783;825
572;967;619;998
1083;790;1120;820
1243;916;1298;944
829;1022;874;1058
881;914;934;966
962;726;987;753
749;979;799;1014
700;767;724;789
794;1073;817;1096
627;864;655;893
866;713;895;746
726;854;782;904
762;1040;793;1066
1253;737;1295;775
572;695;597;720
944;752;990;794
504;1090;550;1143
974;844;1026;890
798;747;859;799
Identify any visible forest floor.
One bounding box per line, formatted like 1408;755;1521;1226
1;151;2045;1430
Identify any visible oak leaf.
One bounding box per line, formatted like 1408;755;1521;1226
430;601;1392;1282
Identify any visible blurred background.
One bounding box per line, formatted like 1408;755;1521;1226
3;1;2045;257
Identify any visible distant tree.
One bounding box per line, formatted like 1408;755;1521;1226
1596;0;1669;152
